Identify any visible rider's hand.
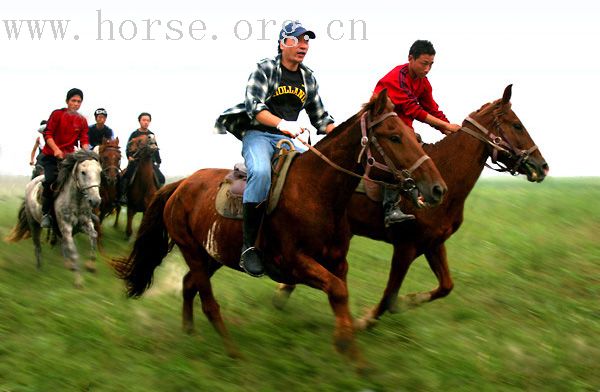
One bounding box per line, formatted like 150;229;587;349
442;123;462;135
29;160;34;166
277;119;305;138
53;149;64;159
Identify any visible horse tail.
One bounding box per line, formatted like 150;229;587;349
5;202;31;242
113;179;184;297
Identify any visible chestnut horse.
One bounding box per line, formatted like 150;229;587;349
97;138;122;225
114;90;447;365
124;134;159;239
273;85;549;328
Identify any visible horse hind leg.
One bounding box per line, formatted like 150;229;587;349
31;222;42;269
178;247;237;357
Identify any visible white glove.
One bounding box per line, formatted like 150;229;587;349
277;119;305;138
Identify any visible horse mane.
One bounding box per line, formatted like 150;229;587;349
314;95;379;147
55;150;100;193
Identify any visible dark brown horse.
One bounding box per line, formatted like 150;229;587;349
273;85;549;329
114;90;447;365
97;137;122;225
124;134;159;239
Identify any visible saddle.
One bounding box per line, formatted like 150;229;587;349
215;140;299;220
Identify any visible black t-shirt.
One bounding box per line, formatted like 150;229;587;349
88;124;114;148
256;65;306;134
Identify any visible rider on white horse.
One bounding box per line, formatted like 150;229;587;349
40;88;90;228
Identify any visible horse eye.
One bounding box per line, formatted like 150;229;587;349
389;135;402;144
514;123;523;131
81;171;86;176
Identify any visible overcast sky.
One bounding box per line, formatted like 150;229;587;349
1;0;598;177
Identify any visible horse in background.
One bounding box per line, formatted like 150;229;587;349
123;134;160;239
273;85;549;329
6;150;102;288
97;137;122;225
114;90;447;367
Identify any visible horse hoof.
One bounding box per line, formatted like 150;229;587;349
74;275;84;289
354;315;377;331
85;261;97;273
64;261;75;270
272;291;290;310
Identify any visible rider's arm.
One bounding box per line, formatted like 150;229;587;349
30;138;40;165
255;110;281;128
304;75;334;135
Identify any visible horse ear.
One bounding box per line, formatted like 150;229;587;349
373;88;389;116
502;84;513;104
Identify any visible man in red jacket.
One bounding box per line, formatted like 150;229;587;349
373;40;462;226
39;88;90;228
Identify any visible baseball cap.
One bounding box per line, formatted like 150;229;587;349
278;21;316;42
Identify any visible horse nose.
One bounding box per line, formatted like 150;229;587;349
542;162;549;176
432;183;446;202
89;197;101;209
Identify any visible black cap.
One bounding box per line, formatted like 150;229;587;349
94;108;108;118
279;21;315;41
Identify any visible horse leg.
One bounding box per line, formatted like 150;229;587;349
26;213;42;269
272;283;297;310
421;243;454;301
113;205;121;228
295;253;365;368
59;226;84;288
356;244;417;330
178;247;237;357
126;208;135;239
82;220;98;273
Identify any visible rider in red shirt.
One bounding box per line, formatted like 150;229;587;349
40;88;90;228
373;40;461;226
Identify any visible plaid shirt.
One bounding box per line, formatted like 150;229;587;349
214;55;334;140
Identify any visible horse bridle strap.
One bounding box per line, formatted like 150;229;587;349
460;116;539;174
296;111;430;189
72;160;101;194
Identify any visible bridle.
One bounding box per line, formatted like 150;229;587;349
296;111;430;190
460;108;538;175
71;159;101;195
99;146;122;179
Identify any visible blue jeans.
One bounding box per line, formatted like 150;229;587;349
241;130;296;203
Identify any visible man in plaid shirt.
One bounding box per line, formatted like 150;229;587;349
215;20;335;277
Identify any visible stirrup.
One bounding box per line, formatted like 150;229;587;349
239;246;265;277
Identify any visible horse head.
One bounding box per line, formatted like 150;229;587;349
99;137;121;186
128;134;158;160
464;84;549;182
73;156;102;209
361;89;447;207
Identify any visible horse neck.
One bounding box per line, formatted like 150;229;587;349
132;155;156;191
296;120;364;211
57;172;85;210
426;123;490;201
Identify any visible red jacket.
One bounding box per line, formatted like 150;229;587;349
42;108;89;156
373;63;449;130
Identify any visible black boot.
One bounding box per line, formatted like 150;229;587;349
239;202;265;277
383;186;415;227
40;193;53;228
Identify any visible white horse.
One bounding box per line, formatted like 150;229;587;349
6;150;102;287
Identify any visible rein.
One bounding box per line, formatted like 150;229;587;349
296;111;430;190
460;114;538;175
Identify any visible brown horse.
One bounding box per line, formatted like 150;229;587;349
114;90;447;365
124;134;159;239
273;85;549;328
97;138;122;225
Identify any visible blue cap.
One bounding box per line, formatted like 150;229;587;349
278;21;315;42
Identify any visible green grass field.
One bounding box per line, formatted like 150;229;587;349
0;175;598;391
